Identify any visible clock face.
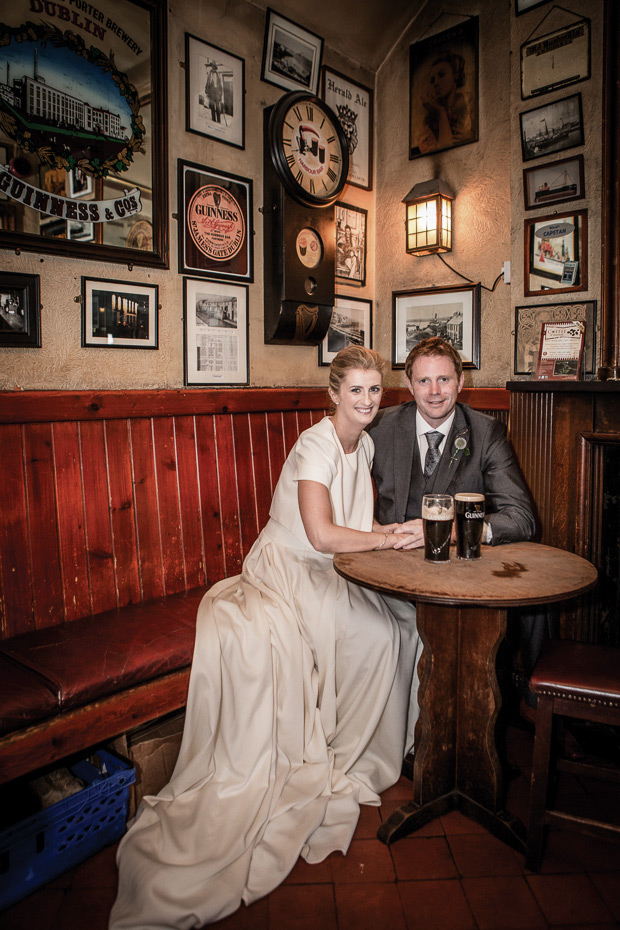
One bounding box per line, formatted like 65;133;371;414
269;92;349;208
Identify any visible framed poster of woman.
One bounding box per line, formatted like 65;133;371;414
409;17;479;159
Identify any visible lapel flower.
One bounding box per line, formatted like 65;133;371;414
449;433;470;467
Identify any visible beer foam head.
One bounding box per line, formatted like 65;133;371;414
422;503;454;520
454;493;485;503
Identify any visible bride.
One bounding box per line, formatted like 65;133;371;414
110;346;421;929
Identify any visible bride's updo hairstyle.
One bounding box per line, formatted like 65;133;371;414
328;345;387;398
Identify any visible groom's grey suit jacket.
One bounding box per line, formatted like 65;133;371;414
368;401;536;546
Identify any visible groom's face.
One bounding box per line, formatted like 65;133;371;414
406;353;464;427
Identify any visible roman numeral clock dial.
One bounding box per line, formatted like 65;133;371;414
264;92;349;345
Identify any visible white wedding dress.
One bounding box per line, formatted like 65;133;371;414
110;417;420;929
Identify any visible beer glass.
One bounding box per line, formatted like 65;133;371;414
422;493;454;563
455;493;485;560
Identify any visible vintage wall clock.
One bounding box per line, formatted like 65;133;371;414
263;92;349;345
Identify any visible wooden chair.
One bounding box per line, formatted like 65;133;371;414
526;639;620;870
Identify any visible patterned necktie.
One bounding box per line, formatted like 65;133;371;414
424;431;443;478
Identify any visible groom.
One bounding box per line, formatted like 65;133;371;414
368;336;535;548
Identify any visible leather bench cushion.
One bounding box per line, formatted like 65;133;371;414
0;655;58;735
531;639;620;704
0;588;204;714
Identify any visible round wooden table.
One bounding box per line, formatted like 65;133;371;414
333;541;598;850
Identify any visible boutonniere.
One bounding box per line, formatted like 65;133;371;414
449;433;470;467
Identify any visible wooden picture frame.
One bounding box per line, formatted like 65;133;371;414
81;277;159;349
523;155;585;210
319;295;372;366
185;34;245;150
409;17;479;159
514;300;596;376
178;160;253;282
335;202;367;286
261;8;323;94
0;0;168;268
524;210;588;296
183;277;249;386
321;67;373;190
520;19;590;99
515;0;552;13
392;284;480;369
520;94;584;162
0;271;40;347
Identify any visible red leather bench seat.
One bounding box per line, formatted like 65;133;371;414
0;588;204;736
0;656;58;734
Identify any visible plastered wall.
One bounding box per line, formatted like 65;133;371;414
0;0;604;390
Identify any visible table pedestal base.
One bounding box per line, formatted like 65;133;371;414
378;601;526;851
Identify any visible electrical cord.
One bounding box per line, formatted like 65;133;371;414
430;252;504;292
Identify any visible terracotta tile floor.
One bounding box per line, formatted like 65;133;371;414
3;724;620;930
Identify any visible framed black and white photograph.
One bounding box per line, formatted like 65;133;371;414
67;167;93;199
81;277;158;349
67;219;95;242
183;277;248;385
521;19;590;99
515;0;552;14
178;160;253;282
514;301;596;375
261;8;323;94
322;67;373;190
319;295;372;366
185;34;245;150
525;210;587;296
335;202;367;286
520;93;584;162
392;283;480;369
0;271;40;347
523;154;584;210
409;17;478;159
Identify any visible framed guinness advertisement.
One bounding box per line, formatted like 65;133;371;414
0;0;168;268
178;160;253;282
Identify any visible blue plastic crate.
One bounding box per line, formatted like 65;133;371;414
0;749;135;910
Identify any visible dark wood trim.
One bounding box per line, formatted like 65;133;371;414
601;0;620;377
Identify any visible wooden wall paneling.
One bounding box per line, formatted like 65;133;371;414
104;418;142;606
174;416;206;592
295;410;313;436
548;394;594;553
23;424;64;630
213;414;243;578
150;417;185;596
195;416;225;587
266;412;286;497
232;414;261;560
509;392;554;544
248;412;272;530
281;411;301;457
53;421;91;622
129;418;165;602
79;420;117;614
0;425;34;637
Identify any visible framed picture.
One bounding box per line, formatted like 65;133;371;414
515;0;552;13
178;160;253;282
0;271;40;347
392;284;480;370
183;277;248;385
521;19;590;99
514;301;596;376
261;8;323;94
319;295;372;366
81;277;158;349
409;17;478;159
0;0;168;268
321;67;373;190
525;210;587;296
520;93;584;162
335;202;367;286
185;34;245;149
523;155;584;210
67;219;95;242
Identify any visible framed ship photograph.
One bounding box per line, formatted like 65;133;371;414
261;8;323;94
523;155;584;210
520;94;584;162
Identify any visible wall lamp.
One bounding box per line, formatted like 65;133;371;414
403;179;453;255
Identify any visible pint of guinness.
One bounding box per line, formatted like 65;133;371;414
455;493;485;560
422;494;454;563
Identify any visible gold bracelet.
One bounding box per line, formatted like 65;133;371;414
374;532;389;550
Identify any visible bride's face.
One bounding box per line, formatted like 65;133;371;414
332;367;383;430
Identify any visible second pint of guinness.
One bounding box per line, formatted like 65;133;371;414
455;492;485;560
422;494;454;563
